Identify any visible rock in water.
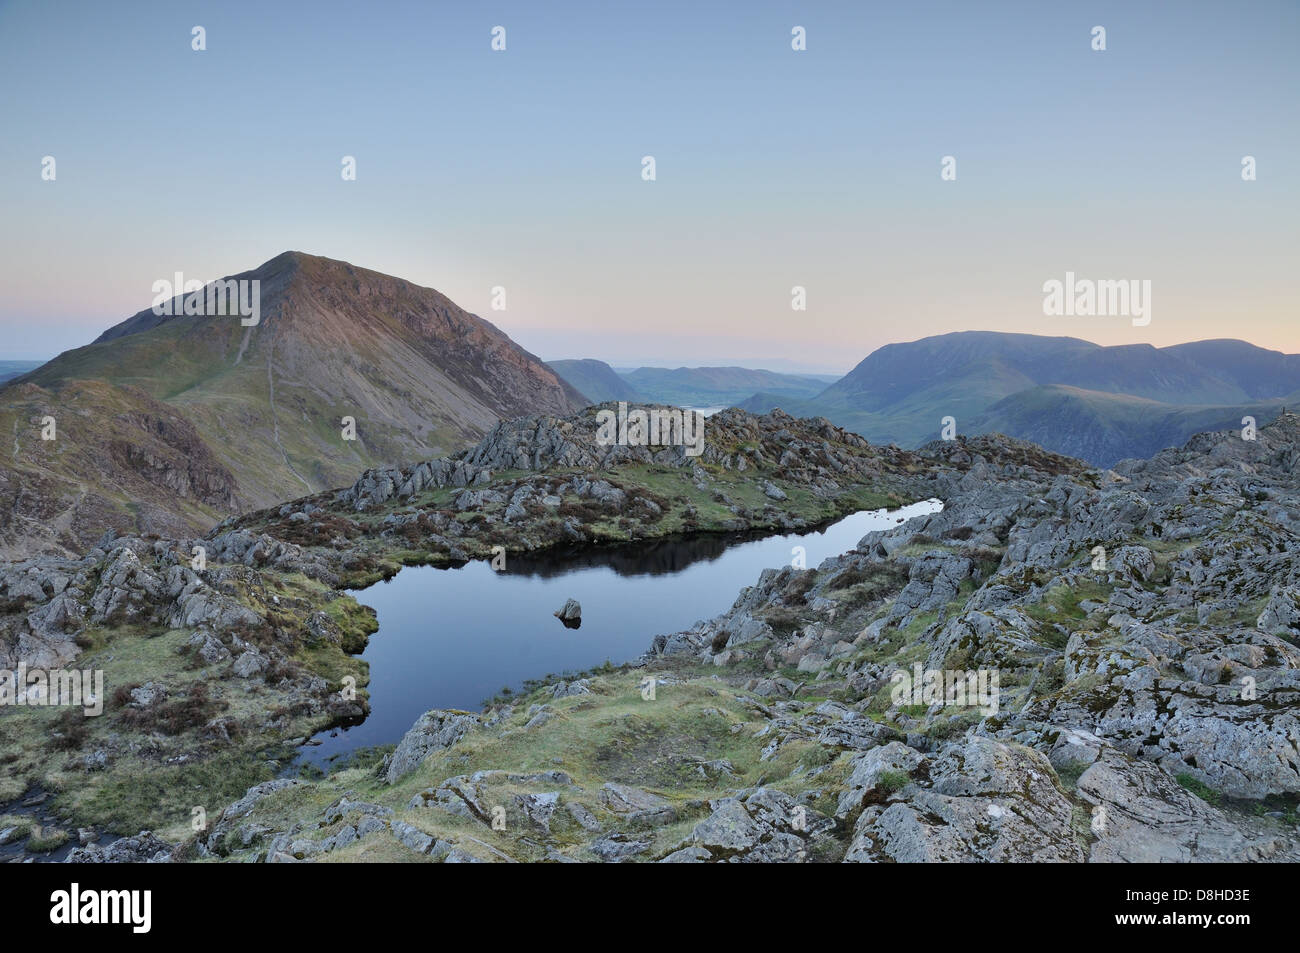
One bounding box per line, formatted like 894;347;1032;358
554;598;582;629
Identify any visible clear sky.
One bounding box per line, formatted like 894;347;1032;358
1;0;1296;370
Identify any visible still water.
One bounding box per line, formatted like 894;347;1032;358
299;499;942;766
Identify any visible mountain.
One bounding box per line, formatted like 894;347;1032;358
1164;339;1300;398
620;365;830;407
1;252;583;554
819;331;1266;409
969;384;1297;465
546;359;641;404
742;331;1300;465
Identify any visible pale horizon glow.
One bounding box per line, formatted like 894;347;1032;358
1;0;1296;368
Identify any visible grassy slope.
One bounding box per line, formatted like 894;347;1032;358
0;379;234;553
0;572;375;841
22;313;401;509
969;385;1296;465
207;666;856;863
741;358;1038;447
742;333;1300;462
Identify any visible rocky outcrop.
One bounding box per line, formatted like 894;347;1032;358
634;415;1300;860
844;738;1085;863
0;520;354;671
66;830;176;863
332;405;916;513
384;710;483;783
1073;744;1298;862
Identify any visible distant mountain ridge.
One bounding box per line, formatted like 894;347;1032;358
739;332;1300;466
1;251;582;555
548;361;831;408
0;361;42;384
621;365;830;407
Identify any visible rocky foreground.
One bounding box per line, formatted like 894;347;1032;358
0;406;936;856
2;407;1297;862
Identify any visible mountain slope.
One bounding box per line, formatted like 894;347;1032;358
968;384;1297;466
0;379;239;557
739;354;1042;447
546;359;639;404
816;332;1098;412
746;331;1300;463
2;252;583;554
1164;339;1300;398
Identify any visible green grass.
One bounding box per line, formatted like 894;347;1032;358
1176;773;1222;806
25;826;71;852
72;750;279;839
318;591;380;654
0;815;33;839
0;574;370;839
1023;580;1112;625
204;662;860;862
876;770;911;795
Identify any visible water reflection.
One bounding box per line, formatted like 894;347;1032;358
297;499;941;766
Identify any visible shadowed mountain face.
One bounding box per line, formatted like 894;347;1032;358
2;252;584;555
1163;339;1300;398
740;331;1300;466
546;359;639;404
968;384;1300;466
